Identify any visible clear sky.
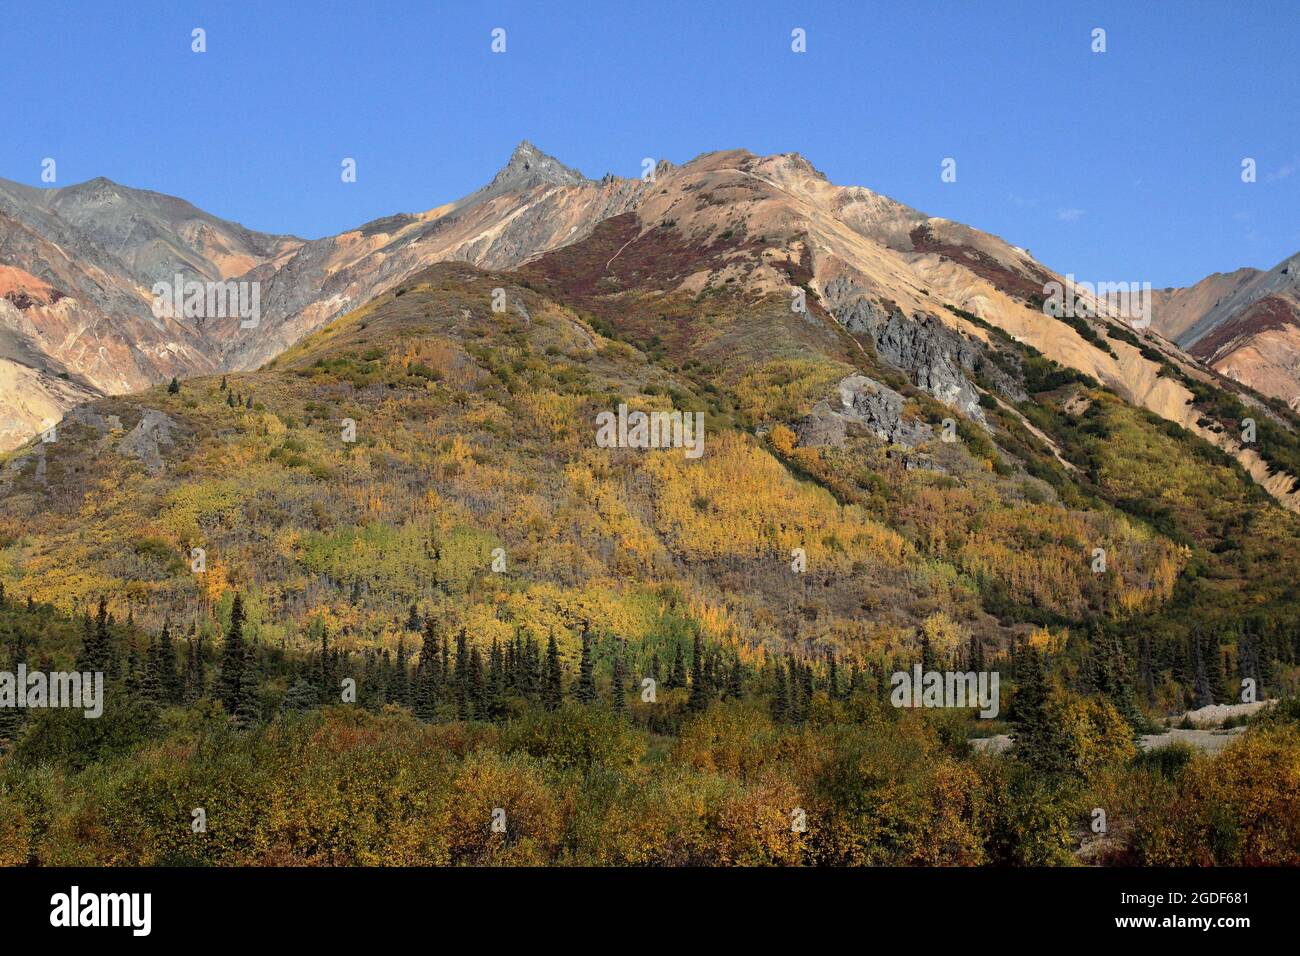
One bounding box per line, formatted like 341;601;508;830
3;0;1297;288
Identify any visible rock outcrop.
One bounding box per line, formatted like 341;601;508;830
794;373;933;450
115;409;179;475
823;277;1019;420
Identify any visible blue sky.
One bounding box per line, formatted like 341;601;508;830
3;0;1297;287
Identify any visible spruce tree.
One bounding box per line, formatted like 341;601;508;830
318;625;334;702
455;629;469;720
185;631;205;702
1206;634;1228;705
1138;635;1156;706
610;644;626;712
282;678;318;713
1009;643;1051;767
391;637;410;707
486;639;505;720
504;635;517;694
232;645;261;729
667;642;686;690
78;597;111;673
159;620;183;703
920;628;937;674
576;625;597;704
524;632;541;701
772;662;789;723
1099;629;1143;730
544;632;563;710
688;634;711;712
140;634;164;707
1190;630;1212;708
376;650;392;706
76;612;96;673
414;619;439;720
786;654;801;721
1172;635;1195;708
217;594;247;714
125;642;142;695
440;635;451;693
468;646;485;719
361;650;377;710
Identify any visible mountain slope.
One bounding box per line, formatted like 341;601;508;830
0;176;303;447
514;147;1300;512
215;141;647;372
5;142;1299;518
1153;254;1300;410
6;259;1300;726
1151;268;1259;343
0;263;1196;652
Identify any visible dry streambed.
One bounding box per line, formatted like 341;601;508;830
969;700;1275;755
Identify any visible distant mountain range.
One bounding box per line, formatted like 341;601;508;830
3;141;1299;511
1152;253;1300;409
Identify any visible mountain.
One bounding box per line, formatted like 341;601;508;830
6;247;1300;676
0;262;1225;647
4;142;1300;519
0;143;648;450
214;141;647;372
0;175;302;448
6;257;1300;867
7;151;1300;870
1150;268;1259;343
1152;253;1300;411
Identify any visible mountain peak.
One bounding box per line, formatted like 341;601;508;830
65;175;122;193
486;140;589;191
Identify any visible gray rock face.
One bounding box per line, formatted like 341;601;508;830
115;409;178;474
794;373;933;449
837;374;935;447
59;405;177;475
482;140;591;194
792;400;848;446
65;406;124;433
823;278;1025;417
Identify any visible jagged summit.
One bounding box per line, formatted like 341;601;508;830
484;140;590;192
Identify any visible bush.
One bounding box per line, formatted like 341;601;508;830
500;703;643;773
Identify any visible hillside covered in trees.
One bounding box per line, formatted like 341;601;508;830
3;261;1300;866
